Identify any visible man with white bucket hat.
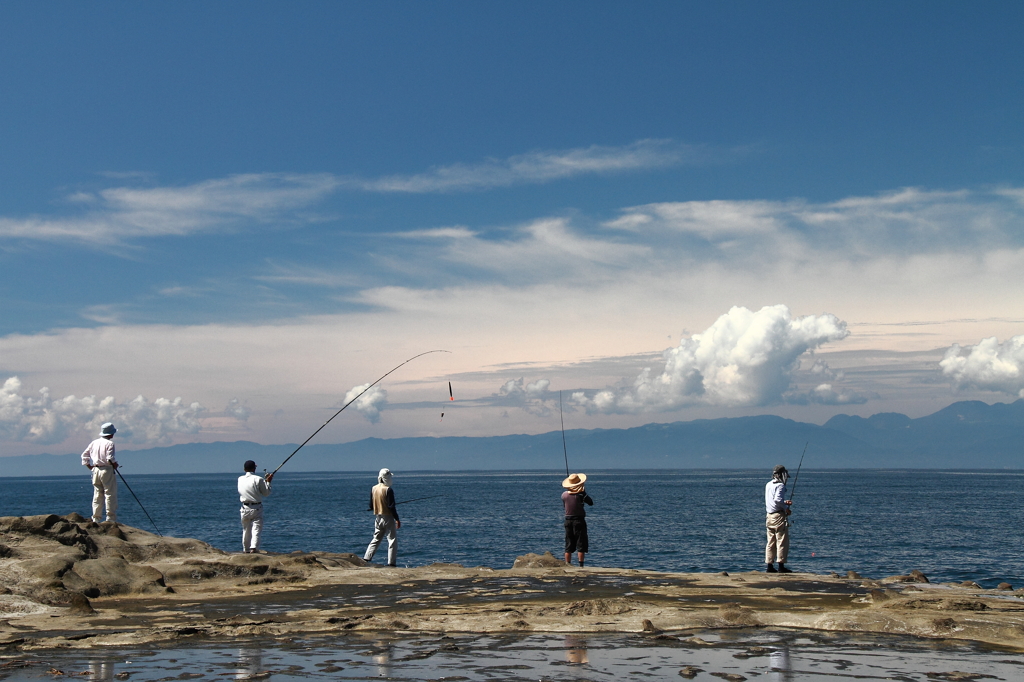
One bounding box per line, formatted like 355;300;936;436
81;422;119;523
364;468;401;567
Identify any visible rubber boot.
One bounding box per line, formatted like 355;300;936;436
765;563;777;573
778;563;793;573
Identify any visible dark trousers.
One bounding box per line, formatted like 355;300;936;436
564;516;589;553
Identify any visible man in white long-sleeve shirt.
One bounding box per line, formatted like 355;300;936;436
81;422;119;523
238;460;274;553
765;464;793;573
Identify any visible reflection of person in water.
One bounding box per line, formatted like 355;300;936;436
563;635;590;665
88;659;116;682
371;640;394;677
768;646;793;682
236;645;263;680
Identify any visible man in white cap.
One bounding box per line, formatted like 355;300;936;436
81;422;119;524
561;473;594;567
363;468;400;567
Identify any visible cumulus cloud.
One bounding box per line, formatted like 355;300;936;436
344;384;388;423
786;383;867;406
0;376;216;445
940;336;1024;397
225;398;251;422
496;378;553;416
572;305;852;414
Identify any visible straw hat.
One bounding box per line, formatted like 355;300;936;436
562;473;587;488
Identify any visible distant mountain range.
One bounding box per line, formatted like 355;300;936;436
3;399;1023;477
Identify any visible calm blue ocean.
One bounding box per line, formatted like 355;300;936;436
2;470;1021;588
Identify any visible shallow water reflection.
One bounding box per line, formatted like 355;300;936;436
2;629;1023;681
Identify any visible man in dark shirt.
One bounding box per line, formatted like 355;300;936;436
561;472;594;567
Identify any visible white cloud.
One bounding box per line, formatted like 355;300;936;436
344;383;388;423
496;378;553;416
605;187;1024;262
225;398;251;422
354;139;702;193
0;174;338;244
0;376;216;445
572;305;852;413
940;336;1024;397
786;383;867;406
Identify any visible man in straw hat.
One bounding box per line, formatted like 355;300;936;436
81;422;119;524
561;472;594;567
765;464;793;573
364;468;401;567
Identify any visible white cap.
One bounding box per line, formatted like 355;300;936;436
99;422;117;437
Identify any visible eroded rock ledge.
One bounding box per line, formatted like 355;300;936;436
3;515;1024;651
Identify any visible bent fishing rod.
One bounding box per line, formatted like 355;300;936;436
114;468;162;536
271;349;451;477
559;391;569;477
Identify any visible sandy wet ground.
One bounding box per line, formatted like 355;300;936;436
3;629;1024;681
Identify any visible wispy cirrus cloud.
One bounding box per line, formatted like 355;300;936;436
0;173;339;244
351;139;715;193
0;140;718;246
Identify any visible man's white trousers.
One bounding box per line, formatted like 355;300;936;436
240;505;264;552
91;466;117;523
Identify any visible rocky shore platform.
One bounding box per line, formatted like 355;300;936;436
3;514;1024;652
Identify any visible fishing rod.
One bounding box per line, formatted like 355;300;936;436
114;468;162;536
397;494;444;506
559;390;569;477
789;441;808;504
364;491;444;507
271;350;451;477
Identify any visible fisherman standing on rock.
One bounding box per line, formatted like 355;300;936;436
364;468;400;567
238;460;273;553
81;422;119;524
765;464;793;573
562;473;594;567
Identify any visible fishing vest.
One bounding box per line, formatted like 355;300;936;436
371;483;393;516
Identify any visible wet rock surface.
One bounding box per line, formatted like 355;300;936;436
4;514;1024;653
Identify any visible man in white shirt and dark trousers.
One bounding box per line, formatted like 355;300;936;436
765;464;793;573
238;460;273;554
82;422;119;524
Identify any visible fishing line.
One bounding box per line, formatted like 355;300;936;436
559;390;569;477
365;494;445;510
271;349;451;476
115;469;162;536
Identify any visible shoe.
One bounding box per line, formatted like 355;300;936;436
387;563;397;567
766;564;777;573
778;564;793;573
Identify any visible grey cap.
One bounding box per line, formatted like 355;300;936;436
773;464;788;476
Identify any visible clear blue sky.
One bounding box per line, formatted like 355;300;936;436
2;2;1024;455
